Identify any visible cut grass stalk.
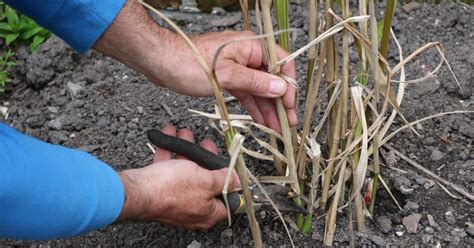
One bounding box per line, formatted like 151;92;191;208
239;0;251;30
260;0;300;195
305;0;318;98
379;0;396;70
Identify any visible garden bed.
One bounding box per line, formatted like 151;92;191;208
0;2;473;247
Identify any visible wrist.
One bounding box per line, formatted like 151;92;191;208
116;170;148;222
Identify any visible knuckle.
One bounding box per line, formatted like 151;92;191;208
250;72;267;93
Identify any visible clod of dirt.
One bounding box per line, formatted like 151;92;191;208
401;2;422;13
445;211;456;225
403;213;422;234
403;201;420;215
369;234;386;247
220;228;233;245
67;82;84;99
376;216;393;234
466;222;474;237
430;149;444;161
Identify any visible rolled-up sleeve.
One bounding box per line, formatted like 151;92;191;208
0;123;124;240
4;0;126;53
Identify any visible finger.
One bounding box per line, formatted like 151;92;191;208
154;125;176;162
206;198;228;226
209;168;242;196
200;138;218;155
219;63;288;98
229;90;265;125
175;128;194;160
255;97;281;132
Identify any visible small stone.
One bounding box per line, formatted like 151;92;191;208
403;213;422;234
427;214;439;228
416;123;423;130
220;228;233;245
400;185;414;195
211;7;226;15
132;117;139;123
430;149;444;161
67;82;83;99
424;179;435;189
187;240;202;248
0;106;7;116
137;106;144;114
424;226;435;234
445;211;456;225
402;2;422;13
47;106;59;114
466;222;474;237
370;235;386;247
47;117;63;130
395;225;405;237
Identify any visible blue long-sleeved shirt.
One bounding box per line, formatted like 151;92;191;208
1;0;127;240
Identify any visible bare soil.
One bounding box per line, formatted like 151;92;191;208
1;2;473;247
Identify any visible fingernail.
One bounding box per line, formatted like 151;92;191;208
269;79;287;95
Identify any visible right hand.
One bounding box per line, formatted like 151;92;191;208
116;125;241;229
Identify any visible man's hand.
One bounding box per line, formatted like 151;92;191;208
116;125;241;229
156;31;297;132
93;0;297;132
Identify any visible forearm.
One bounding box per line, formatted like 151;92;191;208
0;124;124;240
92;0;178;89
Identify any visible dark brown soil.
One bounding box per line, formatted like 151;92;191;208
1;2;473;247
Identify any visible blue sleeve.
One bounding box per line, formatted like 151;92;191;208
3;0;126;53
0;123;125;240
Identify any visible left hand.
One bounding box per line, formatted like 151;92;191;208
93;0;297;132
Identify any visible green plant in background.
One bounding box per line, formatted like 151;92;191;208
0;4;50;52
0;49;15;92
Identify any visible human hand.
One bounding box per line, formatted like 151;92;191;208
93;0;296;131
116;125;241;229
154;31;297;132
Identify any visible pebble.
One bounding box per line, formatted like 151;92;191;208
427;214;439;229
430;149;444;161
187;240;202;248
47;117;63;130
466;222;474;237
370;235;386;247
137;106;144;114
403;213;422;234
376;216;393;234
395;225;405;237
445;211;456;225
47;106;59;114
220;228;233;245
402;2;422;12
67;82;84;99
424;226;435;234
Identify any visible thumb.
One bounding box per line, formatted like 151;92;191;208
209;168;242;196
219;63;288;98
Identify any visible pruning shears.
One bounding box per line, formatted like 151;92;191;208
147;129;307;215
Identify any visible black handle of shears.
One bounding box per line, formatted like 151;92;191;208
147;129;244;214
